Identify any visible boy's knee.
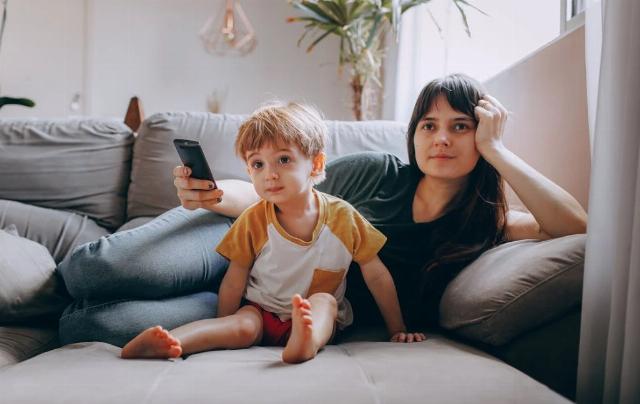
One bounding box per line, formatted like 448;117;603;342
234;317;261;346
310;293;338;314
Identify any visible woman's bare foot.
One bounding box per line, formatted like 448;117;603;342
121;326;182;359
282;294;316;363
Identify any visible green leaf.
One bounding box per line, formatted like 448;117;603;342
453;0;471;36
306;27;338;53
0;97;36;109
292;2;334;24
455;0;488;16
401;0;433;14
319;0;347;24
366;14;382;48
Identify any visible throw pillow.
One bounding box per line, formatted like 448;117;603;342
0;227;69;323
439;234;585;346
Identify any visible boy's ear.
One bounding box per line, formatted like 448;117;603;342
312;152;326;176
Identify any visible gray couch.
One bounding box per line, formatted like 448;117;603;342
0;114;584;403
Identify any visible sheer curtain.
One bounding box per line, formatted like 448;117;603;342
577;0;640;403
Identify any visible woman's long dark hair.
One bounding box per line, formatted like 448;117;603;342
406;74;508;315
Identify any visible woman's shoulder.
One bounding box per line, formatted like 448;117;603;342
326;151;406;172
323;152;409;187
317;152;415;212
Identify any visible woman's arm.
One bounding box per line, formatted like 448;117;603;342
474;95;588;240
217;260;251;317
173;166;259;218
360;256;426;342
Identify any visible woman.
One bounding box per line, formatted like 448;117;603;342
58;74;587;345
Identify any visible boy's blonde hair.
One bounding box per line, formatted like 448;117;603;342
235;101;327;183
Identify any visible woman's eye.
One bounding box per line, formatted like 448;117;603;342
422;123;435;131
251;161;263;169
279;156;291;164
453;123;468;131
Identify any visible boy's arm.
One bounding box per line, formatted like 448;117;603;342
359;255;408;336
217;260;251;317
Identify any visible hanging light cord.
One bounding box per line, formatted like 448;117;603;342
0;0;7;58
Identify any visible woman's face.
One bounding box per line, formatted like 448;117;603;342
413;94;480;181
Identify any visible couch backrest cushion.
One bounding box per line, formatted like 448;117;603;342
0;119;134;229
127;112;408;219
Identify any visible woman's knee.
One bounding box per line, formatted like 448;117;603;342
56;238;110;299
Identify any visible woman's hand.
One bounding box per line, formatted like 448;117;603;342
390;332;427;343
173;165;224;211
474;94;509;156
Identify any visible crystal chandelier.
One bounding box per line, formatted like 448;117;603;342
199;0;256;57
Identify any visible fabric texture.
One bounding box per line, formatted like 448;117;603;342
127;112;407;218
216;191;386;327
439;234;586;346
0;199;110;263
0;326;59;368
0;227;69;323
245;301;292;347
58;207;232;302
0;335;570;404
0;118;134;229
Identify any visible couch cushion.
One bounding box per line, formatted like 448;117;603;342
0;326;59;368
0;118;134;229
439;234;585;346
127;112;408;218
0;336;569;403
0;227;70;324
0;199;110;263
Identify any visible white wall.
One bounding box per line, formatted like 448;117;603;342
0;0;85;118
0;0;353;120
485;26;591;210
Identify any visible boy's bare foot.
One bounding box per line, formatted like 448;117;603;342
121;326;182;359
282;294;316;363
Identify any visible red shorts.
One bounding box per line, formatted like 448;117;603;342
246;302;292;347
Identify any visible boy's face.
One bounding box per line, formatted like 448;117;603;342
245;141;321;205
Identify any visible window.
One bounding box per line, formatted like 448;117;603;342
562;0;586;32
393;0;563;121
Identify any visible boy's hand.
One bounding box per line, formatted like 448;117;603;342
390;332;427;343
173;165;224;210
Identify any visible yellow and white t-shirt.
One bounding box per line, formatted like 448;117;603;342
216;190;386;328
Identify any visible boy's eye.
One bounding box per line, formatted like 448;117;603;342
278;156;291;164
251;161;263;169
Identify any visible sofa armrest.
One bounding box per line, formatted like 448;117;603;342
439;234;585;346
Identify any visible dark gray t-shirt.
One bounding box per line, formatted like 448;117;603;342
317;152;460;327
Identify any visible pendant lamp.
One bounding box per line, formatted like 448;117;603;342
199;0;256;56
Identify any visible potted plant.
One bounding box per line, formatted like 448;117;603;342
287;0;481;120
0;0;35;110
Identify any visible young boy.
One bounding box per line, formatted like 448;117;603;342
121;102;425;363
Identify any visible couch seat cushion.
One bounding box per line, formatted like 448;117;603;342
0;326;59;368
0;336;568;403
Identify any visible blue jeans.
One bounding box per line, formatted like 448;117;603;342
57;207;233;347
